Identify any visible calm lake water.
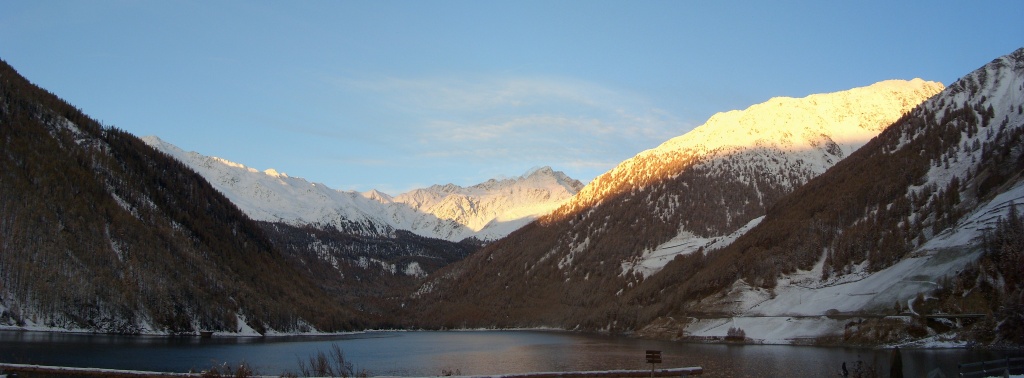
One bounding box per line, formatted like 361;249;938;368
0;330;1016;377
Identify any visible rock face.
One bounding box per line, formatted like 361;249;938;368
410;78;945;330
144;136;584;242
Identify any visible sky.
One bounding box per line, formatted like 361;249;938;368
1;1;1022;194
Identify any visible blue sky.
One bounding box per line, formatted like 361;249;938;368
2;1;1022;194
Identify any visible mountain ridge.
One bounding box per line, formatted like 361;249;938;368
559;78;944;219
143;136;583;242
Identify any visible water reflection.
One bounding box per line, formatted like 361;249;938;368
0;330;1017;377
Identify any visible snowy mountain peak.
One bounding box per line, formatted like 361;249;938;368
658;78;944;159
537;78;944;282
521;166;557;180
263;168;287;178
558;79;944;218
520;166;585;192
470;166;584;194
389;166;585;240
362;189;393;203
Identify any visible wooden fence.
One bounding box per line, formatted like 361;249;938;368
0;363;703;378
958;357;1024;378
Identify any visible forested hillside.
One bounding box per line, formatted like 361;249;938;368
259;221;478;326
0;59;357;334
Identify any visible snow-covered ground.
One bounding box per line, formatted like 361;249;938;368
621;217;763;278
0;303;361;337
684;181;1024;344
678;52;1024;344
0;322;362;337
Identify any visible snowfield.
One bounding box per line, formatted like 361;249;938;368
622;216;764;279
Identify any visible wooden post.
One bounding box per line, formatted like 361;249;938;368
646;350;662;378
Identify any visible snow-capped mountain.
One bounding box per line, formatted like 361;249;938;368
634;48;1024;345
387;167;584;241
563;78;944;216
564;78;946;277
143;136;583;242
411;78;944;329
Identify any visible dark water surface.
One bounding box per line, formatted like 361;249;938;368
0;330;1016;377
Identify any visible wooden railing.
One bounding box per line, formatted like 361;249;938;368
0;363;703;378
0;363;196;377
958;357;1024;378
488;367;703;377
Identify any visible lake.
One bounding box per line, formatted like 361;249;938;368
0;330;1016;377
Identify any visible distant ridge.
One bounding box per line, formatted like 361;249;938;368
144;136;584;242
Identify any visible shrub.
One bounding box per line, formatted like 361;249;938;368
726;326;746;340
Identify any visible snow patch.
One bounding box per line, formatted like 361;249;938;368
621;216;763;278
404;262;427;277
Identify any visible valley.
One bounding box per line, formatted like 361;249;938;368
1;48;1022;348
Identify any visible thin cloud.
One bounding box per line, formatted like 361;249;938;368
336;75;622;112
425;115;614;143
324;73;690;185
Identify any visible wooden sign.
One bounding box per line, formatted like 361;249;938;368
646;350;662;364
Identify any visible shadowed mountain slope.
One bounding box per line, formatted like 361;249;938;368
0;58;356;334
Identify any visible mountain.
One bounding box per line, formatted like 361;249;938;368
141;139;582;322
142;137;583;242
388;166;585;241
628;48;1024;345
409;77;945;329
255;221;479;327
0;58;356;334
568;78;946;278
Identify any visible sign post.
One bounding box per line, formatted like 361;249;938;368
646;350;662;378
